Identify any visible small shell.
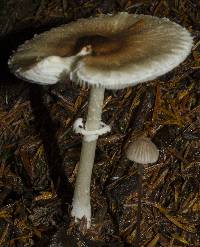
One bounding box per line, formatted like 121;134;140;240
126;137;159;164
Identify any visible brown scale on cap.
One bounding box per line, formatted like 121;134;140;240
73;34;123;56
81;21;161;69
72;20;145;68
73;19;144;56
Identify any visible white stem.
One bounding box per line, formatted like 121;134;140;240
71;86;105;228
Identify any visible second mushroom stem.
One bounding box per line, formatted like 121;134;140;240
135;163;143;247
72;86;105;227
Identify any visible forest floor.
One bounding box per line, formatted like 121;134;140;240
0;0;200;246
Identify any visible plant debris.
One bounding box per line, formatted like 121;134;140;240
0;0;200;246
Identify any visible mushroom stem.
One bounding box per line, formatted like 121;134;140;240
135;163;143;247
71;86;105;228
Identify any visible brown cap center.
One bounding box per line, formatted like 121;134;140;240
74;34;123;56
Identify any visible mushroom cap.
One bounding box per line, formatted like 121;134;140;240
126;137;159;164
9;13;193;89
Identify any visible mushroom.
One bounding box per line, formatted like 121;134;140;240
8;13;193;228
126;136;159;165
125;136;159;246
